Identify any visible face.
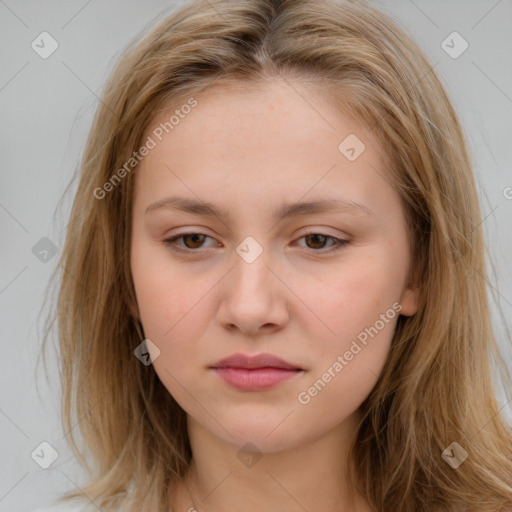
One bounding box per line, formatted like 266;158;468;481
130;79;419;453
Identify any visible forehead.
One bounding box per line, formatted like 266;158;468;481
134;79;394;217
143;78;372;158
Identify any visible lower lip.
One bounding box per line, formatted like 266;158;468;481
212;367;303;391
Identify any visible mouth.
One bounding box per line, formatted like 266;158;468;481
209;352;304;391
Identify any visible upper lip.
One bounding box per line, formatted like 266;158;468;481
210;352;303;370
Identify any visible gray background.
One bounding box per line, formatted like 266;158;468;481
1;1;511;511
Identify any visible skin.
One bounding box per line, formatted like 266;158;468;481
130;79;420;512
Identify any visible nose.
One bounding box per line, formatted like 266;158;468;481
216;249;290;337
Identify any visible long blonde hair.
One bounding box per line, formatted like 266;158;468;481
40;0;512;510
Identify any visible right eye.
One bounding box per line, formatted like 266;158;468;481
163;232;219;252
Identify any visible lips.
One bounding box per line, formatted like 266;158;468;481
209;352;304;391
210;352;302;370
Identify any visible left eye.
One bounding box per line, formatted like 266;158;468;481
295;232;348;251
163;232;348;253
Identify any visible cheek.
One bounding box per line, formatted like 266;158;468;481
299;252;402;338
292;260;400;427
130;240;203;345
131;257;208;404
291;250;403;395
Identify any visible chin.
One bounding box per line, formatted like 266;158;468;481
211;418;306;454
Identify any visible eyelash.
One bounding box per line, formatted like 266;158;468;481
163;231;349;254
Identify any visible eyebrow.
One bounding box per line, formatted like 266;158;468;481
145;195;374;220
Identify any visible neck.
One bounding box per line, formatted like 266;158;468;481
170;408;371;512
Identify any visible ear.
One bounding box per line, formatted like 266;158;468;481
399;285;420;316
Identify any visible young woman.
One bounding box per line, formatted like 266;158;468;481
37;0;512;511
